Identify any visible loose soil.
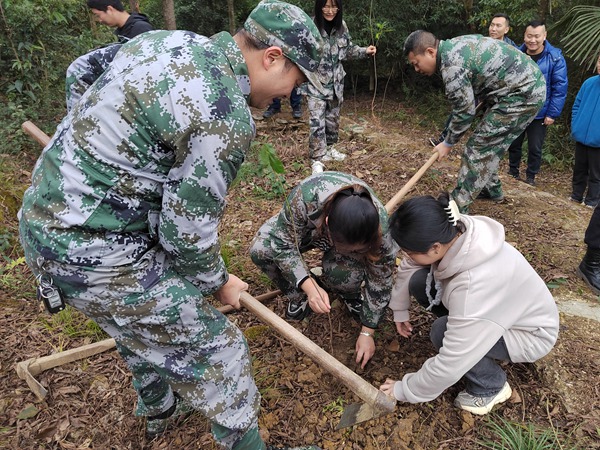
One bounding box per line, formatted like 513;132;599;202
1;94;599;449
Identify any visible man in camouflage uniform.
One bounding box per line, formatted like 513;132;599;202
250;171;398;368
404;30;546;213
19;1;324;449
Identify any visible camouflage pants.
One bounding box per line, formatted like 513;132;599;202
308;95;342;160
250;217;364;304
452;91;545;213
22;243;262;449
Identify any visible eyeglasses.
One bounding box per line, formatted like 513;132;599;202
322;6;339;12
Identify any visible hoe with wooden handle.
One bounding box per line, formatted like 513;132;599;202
19;120;438;427
15;290;280;401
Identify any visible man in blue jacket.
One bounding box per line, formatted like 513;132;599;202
508;20;568;186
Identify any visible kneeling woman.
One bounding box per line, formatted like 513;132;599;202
380;193;559;414
250;171;397;368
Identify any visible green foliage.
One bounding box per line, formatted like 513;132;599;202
553;5;600;71
40;305;107;341
237;141;288;200
480;415;577;450
323;397;346;416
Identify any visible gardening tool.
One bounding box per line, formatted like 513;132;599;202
385;150;439;214
239;292;397;429
22;120;50;147
15;290;281;401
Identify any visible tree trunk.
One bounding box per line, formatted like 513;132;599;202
463;0;475;32
227;0;235;35
539;0;549;21
128;0;140;13
162;0;176;30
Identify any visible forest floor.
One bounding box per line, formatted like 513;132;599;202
1;94;599;449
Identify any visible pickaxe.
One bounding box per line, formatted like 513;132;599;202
15;289;281;401
19;120;438;427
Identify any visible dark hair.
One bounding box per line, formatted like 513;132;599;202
314;0;343;34
322;185;381;258
389;192;464;253
403;30;438;57
492;13;511;27
87;0;125;12
526;19;545;29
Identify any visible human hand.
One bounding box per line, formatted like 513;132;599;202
396;321;413;338
300;277;331;314
435;142;452;160
355;331;376;369
379;378;397;398
366;45;377;56
543;117;555;126
213;274;248;309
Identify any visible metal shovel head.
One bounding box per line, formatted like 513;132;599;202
337;402;384;429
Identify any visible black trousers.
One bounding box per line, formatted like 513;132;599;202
585;205;600;249
572;142;600;207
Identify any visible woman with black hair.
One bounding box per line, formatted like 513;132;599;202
250;171;397;368
380;193;559;415
307;0;377;174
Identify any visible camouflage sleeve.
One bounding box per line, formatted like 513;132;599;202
65;44;122;112
158;119;250;295
267;187;312;289
361;231;398;328
341;26;368;61
441;66;478;145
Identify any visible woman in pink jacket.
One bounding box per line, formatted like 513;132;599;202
380;193;559;415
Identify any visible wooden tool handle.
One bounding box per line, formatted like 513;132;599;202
240;292;396;413
22;120;51;147
385;150;439;214
25;338;117;376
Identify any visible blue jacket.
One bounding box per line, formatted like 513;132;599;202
518;41;568;119
572;74;600;148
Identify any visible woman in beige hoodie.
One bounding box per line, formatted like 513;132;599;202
380;193;559;415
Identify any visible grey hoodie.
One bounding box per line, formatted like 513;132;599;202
389;215;559;403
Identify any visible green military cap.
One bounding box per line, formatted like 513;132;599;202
244;0;325;95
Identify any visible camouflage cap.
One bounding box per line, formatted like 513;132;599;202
244;0;325;95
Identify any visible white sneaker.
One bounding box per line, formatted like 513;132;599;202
311;160;325;174
454;382;512;415
321;147;346;162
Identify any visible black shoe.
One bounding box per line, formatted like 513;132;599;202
508;170;519;179
292;107;302;119
263;107;281;118
524;177;536;186
577;248;600;295
285;296;311;320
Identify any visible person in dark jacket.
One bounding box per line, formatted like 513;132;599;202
570;53;600;207
507;20;568;186
87;0;153;43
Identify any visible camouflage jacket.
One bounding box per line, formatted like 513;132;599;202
65;43;122;112
438;35;546;146
307;20;369;100
267;171;398;327
20;30;254;295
